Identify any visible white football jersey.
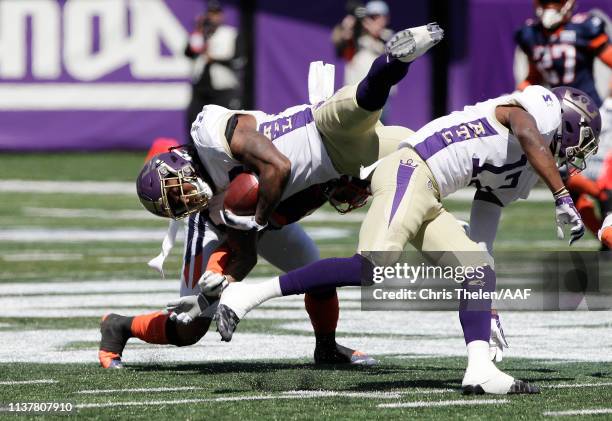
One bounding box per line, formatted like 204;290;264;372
400;85;562;205
190;104;339;200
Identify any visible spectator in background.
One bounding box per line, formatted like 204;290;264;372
514;0;612;106
332;1;393;121
185;0;242;140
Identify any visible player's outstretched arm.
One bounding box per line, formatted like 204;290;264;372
230;115;291;226
496;104;584;244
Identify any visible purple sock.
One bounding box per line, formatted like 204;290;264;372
356;54;411;111
279;254;372;296
459;265;496;344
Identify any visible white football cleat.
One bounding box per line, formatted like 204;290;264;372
386;23;444;63
462;360;539;395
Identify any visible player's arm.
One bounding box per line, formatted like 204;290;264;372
597;43;612;67
496;104;584;244
518;60;543;91
496;105;564;193
230;115;291;226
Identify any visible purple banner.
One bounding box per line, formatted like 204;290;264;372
0;0;239;151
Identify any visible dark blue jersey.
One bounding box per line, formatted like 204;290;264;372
515;12;610;106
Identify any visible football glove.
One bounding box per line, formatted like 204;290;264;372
222;210;267;231
555;194;585;245
198;271;228;297
489;312;509;362
164;293;211;325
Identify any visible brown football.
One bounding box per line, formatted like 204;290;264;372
223;173;259;216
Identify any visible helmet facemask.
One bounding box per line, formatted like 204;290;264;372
325;176;371;214
554;118;600;176
157;161;213;219
534;0;575;29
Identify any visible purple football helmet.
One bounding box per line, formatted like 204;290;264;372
551;86;601;175
136;149;213;219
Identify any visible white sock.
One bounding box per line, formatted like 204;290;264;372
466;340;490;368
221;277;282;319
252;276;283;304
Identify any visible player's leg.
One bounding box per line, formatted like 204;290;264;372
99;213;222;368
374;124;415;163
314;25;443;176
215;148;441;340
412;211;539;394
257;223;376;365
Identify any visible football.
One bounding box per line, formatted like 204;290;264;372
223;173;259;215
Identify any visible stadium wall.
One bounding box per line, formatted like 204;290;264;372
0;0;608;151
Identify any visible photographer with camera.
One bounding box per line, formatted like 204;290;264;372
332;1;393;121
185;0;242;140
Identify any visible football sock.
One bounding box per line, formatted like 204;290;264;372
279;254;371;296
130;311;169;344
305;290;339;337
356;54;410;111
459;265;496;344
466;340;490;367
575;195;600;235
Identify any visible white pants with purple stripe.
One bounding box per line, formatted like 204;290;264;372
179;213;320;296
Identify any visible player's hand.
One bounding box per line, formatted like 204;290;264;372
489;312;509;363
164;294;210;325
222;210;267;231
555;194;585;245
198;271;228;297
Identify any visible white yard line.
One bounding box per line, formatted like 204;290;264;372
0;180;553;202
544;408;612;417
75;390;459;409
0;379;57;385
76;386;207;395
547;382;612;389
0;180;134;195
378;399;508;409
0;227;347;243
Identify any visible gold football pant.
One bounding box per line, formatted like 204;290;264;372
314;84;413;177
357;147;490;269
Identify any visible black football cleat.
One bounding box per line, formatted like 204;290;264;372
314;342;378;366
215;304;241;342
98;313;131;369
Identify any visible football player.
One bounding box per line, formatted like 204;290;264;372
515;0;612;106
100;22;442;370
186;86;601;395
515;2;612;245
99;162;374;369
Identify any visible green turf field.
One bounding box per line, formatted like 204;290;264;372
1;153;610;419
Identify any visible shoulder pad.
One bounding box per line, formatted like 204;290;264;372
572;12;607;39
513;85;561;135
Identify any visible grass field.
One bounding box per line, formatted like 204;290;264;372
1;152;611;419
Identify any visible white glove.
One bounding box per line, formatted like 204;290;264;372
198;271;228;297
555;194;585;245
222;210;267;231
489;313;509;362
164;294;210;325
